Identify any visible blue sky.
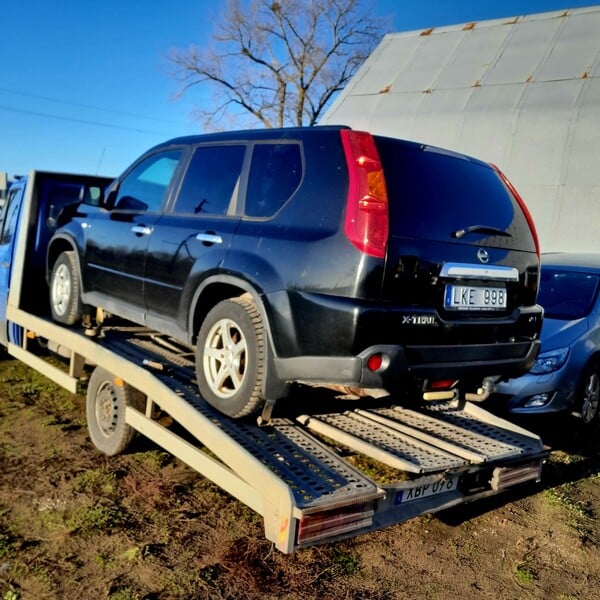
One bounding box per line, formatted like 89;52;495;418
1;0;596;178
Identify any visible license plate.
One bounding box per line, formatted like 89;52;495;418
395;476;459;505
445;285;507;311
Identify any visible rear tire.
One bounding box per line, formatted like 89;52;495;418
195;297;265;418
578;363;600;425
49;251;82;325
86;367;146;456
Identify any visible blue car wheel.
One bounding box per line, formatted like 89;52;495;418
579;363;600;425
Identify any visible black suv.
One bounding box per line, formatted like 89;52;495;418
47;126;542;417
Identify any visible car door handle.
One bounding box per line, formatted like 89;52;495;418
196;233;223;245
131;225;153;236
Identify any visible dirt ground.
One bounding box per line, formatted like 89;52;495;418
1;357;599;600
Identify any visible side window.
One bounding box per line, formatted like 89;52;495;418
174;145;245;216
115;150;182;213
0;188;20;246
245;143;302;218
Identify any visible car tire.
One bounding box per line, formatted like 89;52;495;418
578;363;600;425
86;367;146;456
195;297;265;418
49;250;83;325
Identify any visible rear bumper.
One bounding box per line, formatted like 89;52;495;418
267;290;542;391
274;340;542;391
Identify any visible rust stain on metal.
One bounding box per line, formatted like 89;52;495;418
582;71;589;79
420;28;434;36
472;80;481;88
379;84;392;94
526;74;533;83
503;17;519;25
422;88;433;94
463;22;476;31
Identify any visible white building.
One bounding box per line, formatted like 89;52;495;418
320;6;600;253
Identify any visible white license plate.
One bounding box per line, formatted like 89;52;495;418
445;285;507;311
395;476;459;505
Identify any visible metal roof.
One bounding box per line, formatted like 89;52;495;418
320;6;600;253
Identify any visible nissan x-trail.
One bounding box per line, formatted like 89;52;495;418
47;126;543;417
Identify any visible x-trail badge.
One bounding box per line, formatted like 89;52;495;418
477;249;490;263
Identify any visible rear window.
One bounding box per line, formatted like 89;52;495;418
537;269;599;320
375;137;535;251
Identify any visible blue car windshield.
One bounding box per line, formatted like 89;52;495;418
538;269;600;319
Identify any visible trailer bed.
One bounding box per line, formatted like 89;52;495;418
6;308;546;552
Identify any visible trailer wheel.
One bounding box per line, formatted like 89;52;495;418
49;251;83;325
579;363;600;425
196;297;265;418
86;367;145;456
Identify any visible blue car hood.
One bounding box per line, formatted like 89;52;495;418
540;317;588;349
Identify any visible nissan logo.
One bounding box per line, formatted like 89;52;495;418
477;249;490;263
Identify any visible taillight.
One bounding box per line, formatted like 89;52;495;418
491;163;540;259
297;502;375;545
340;130;389;258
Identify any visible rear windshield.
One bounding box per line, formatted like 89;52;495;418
375;137;535;251
537;269;599;320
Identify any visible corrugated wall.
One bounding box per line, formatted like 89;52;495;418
321;6;600;253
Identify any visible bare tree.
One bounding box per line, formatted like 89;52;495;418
168;0;388;129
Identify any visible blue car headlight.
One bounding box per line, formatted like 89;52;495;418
530;347;570;375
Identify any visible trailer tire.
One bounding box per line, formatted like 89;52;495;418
49;251;83;325
86;367;145;456
196;297;265;418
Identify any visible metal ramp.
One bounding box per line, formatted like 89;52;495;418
297;403;544;475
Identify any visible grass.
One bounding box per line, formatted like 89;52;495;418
66;503;126;534
514;562;537;585
331;549;361;576
108;588;139;600
544;484;594;541
73;469;117;496
0;533;15;560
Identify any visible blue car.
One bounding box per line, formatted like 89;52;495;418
493;253;600;423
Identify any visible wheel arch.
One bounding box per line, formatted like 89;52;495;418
577;352;600;423
47;234;80;284
579;352;600;382
188;275;272;347
189;275;289;402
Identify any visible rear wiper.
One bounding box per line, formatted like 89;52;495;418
451;225;512;239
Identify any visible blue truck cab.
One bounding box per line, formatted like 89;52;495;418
0;171;112;346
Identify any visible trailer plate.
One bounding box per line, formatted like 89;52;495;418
394;475;459;505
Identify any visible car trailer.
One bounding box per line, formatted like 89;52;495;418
5;305;545;553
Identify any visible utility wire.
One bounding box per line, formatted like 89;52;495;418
0;86;183;126
0;104;173;136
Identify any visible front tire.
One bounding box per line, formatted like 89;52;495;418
86;367;146;456
579;363;600;425
195;297;265;418
49;250;82;325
